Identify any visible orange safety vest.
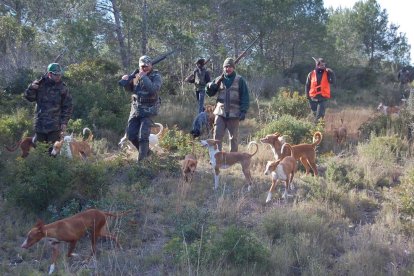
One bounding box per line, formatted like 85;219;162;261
309;70;331;99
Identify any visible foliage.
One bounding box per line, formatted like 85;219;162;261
326;159;365;190
255;114;318;144
159;125;194;157
395;167;414;218
0;108;33;146
3;144;110;213
171;206;210;243
268;90;309;119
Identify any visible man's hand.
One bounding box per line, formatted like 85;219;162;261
121;74;129;80
30;80;40;90
216;73;225;85
239;111;246;121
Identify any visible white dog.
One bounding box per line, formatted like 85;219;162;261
119;123;164;152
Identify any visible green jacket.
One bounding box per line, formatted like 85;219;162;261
24;77;73;133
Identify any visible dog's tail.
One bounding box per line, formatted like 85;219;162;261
312;131;323;147
281;143;293;157
104;209;133;218
153;123;164;137
4;139;22;152
247;141;259;156
83;127;94;142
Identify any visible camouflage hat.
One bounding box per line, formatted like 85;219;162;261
139;55;152;66
195;58;205;65
47;63;62;75
223;58;235;68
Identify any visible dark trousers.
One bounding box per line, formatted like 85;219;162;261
36;130;61;154
195;90;205;114
309;98;326;122
127;115;153;160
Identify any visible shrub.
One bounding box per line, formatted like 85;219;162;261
254;114;319;144
268;90;309;119
326;159;365;190
160;125;194;157
3;144;111;213
0;108;33;146
395;166;414;218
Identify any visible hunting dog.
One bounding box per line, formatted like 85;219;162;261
21;209;131;275
190;104;215;138
333;118;347;145
200;139;259;191
260;131;322;176
264;143;297;202
118;122;164;151
4;135;36;158
51;128;93;159
182;154;198;182
377;102;400;115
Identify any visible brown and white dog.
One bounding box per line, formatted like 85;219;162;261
377;102;400;115
264;143;297;202
118;122;164;151
260;131;322;176
4;135;36;158
200;139;259;191
333;119;347;145
21;209;130;275
51;128;93;159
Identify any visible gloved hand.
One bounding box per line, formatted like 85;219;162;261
215;73;225;85
30;80;40;90
239;111;246;121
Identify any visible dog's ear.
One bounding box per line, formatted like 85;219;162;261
35;219;45;231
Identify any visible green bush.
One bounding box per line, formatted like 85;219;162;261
255;114;318;144
3;144;110;213
268;90;309;119
326;159;365;190
160;126;194;157
396;167;414;218
0;108;33;146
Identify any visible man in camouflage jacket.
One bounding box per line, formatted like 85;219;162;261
119;55;162;161
24;63;73;147
206;58;249;152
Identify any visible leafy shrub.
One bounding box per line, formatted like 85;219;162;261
395;167;414;218
358;115;391;140
268;90;309;119
254;114;318;144
3;144;110;213
160;125;194;157
171;206;210;243
0;108;33;146
326;159;365;190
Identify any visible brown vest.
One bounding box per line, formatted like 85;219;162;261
214;75;241;118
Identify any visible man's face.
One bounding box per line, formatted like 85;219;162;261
140;63;152;73
317;62;326;70
48;72;62;82
224;65;234;75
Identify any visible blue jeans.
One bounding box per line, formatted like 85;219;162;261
196;90;205;113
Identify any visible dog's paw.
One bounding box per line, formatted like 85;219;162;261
48;263;56;275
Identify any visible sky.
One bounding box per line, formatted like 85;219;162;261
323;0;413;64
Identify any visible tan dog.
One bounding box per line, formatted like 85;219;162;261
200;139;259;191
182;154;198;182
333;119;347;144
264;143;297;202
21;209;131;275
377;102;400;115
51;127;93;159
5;135;36;158
260;131;322;176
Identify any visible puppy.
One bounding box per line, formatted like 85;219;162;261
200;139;259;191
51;128;93;159
182;154;198;182
377;102;400;115
260;131;322;176
5;135;36;158
333;119;347;145
264;143;297;202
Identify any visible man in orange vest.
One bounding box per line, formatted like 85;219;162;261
305;58;335;123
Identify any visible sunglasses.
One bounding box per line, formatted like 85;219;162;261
50;72;62;76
